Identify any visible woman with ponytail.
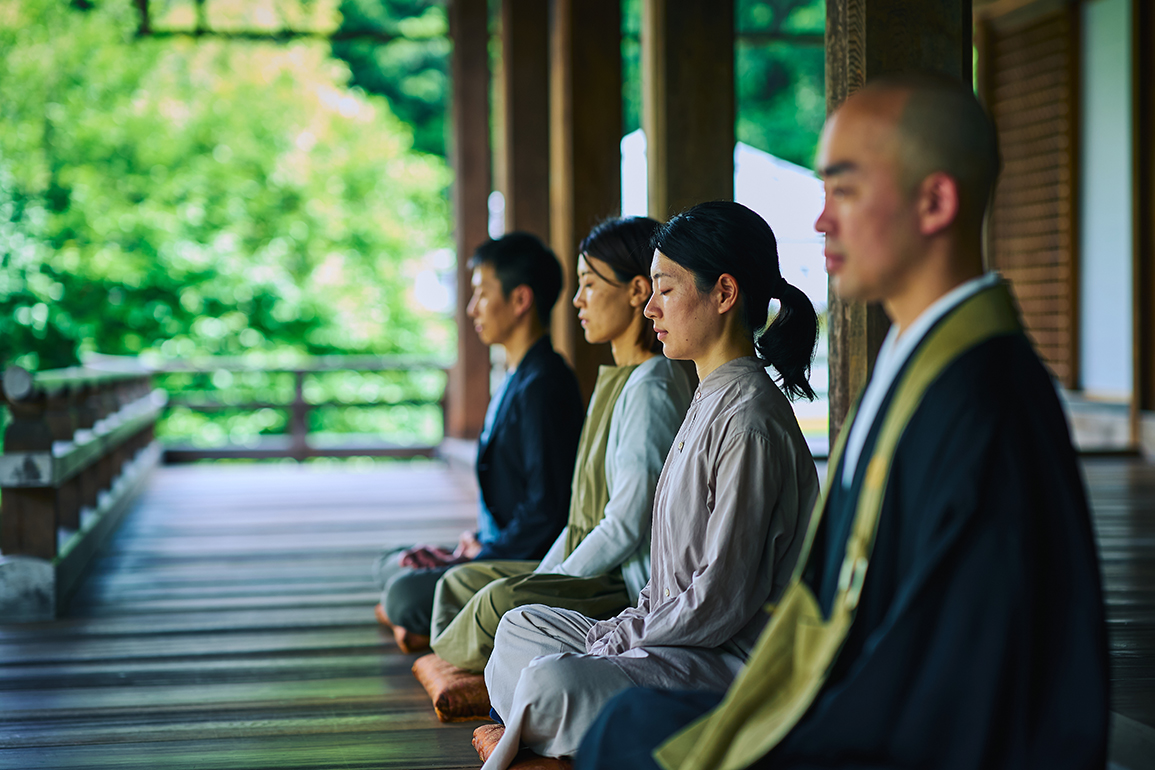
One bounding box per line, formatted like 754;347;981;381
481;201;820;769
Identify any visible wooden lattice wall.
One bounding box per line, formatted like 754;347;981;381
980;6;1079;387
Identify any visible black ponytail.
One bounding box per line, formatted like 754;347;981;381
758;279;819;401
651;201;818;401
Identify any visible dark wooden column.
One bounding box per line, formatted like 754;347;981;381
548;0;621;400
642;0;735;220
1134;0;1155;442
445;0;492;440
500;0;551;240
825;0;973;442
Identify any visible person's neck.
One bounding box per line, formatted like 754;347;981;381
693;331;756;383
884;242;984;338
501;322;545;371
609;319;656;367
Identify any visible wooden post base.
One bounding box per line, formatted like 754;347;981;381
0;555;55;622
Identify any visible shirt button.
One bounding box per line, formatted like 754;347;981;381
665;588;670;597
677;441;684;451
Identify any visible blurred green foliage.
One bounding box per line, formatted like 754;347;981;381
736;0;825;167
330;0;450;157
0;0;454;379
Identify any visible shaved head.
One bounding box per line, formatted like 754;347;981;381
853;73;1002;227
815;73;997;324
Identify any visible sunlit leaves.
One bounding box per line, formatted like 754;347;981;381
0;0;453;373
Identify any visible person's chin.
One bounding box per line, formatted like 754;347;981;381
829;275;861;302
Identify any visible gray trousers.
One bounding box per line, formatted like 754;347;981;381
481;605;743;769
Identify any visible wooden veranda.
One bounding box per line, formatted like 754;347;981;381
0;462;484;769
0;457;1153;768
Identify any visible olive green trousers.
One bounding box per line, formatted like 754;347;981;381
429;560;631;673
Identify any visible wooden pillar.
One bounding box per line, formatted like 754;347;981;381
501;0;551;241
825;0;973;442
642;0;734;220
548;0;621;400
445;0;492;440
1134;0;1155;444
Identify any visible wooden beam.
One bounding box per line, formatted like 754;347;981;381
825;0;973;443
548;0;621;401
1134;0;1155;438
445;0;492;440
642;0;734;220
500;0;551;241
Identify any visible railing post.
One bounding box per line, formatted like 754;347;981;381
47;388;82;532
102;382;118;489
290;370;309;462
1;378;57;559
78;384;101;511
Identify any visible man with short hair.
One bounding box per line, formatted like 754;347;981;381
374;232;584;653
576;74;1109;770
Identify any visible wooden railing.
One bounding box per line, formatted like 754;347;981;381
0;354;454;620
0;362;165;620
153;356;451;462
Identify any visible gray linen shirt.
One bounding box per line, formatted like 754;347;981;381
586;356;819;661
536;356;694;601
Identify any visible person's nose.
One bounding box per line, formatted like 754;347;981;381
466;294;479;318
814;199;834;235
572;285;583;308
643;293;659;320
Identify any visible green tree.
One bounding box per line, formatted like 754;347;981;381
331;0;450;157
736;0;826;167
0;0;453;373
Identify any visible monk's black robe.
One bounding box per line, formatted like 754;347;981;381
576;330;1109;770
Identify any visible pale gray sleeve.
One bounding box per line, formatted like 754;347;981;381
552;377;684;578
586;430;791;655
533;527;569;573
586;582;652;653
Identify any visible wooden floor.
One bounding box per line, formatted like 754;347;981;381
0;457;1153;769
1087;457;1155;731
0;462;485;770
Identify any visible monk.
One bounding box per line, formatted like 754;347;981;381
576;74;1109;770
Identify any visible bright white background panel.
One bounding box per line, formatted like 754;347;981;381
1079;0;1132;398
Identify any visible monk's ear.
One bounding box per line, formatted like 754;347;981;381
628;275;651;308
509;284;535;318
714;273;741;315
917;171;960;236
